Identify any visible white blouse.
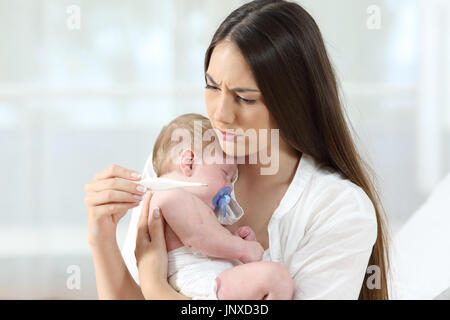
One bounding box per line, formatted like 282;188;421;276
121;152;377;299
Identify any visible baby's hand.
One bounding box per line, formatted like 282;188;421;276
233;226;257;241
240;240;264;264
235;226;263;263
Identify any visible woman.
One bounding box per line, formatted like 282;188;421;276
85;0;390;300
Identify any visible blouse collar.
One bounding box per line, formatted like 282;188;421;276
271;152;315;220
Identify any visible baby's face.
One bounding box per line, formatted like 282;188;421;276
189;161;237;209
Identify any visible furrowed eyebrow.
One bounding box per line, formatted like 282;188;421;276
205;73;260;93
205;73;219;86
232;87;260;93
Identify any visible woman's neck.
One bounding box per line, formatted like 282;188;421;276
238;138;301;188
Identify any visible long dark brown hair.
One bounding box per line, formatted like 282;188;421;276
205;0;390;300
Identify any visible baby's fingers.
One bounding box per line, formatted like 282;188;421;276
235;226;257;241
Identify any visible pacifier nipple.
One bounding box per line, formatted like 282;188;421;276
212;186;232;217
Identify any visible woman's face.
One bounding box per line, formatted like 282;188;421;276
205;40;277;159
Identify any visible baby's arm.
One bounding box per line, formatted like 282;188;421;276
151;189;263;263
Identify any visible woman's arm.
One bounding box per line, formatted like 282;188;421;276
135;192;191;300
90;240;144;299
85;164;146;299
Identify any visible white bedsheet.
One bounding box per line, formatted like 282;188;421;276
390;172;450;299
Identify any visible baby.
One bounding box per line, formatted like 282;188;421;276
148;113;294;300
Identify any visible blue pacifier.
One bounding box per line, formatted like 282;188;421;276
212;186;232;217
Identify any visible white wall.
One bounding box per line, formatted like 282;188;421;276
0;0;449;299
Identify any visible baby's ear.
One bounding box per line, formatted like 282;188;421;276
179;149;195;177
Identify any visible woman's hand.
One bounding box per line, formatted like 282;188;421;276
85;165;146;299
84;165;146;246
135;192;168;290
135;192;191;300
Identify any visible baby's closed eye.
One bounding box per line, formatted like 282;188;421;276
222;169;231;180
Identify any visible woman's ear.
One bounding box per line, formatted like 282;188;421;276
179;149;195;177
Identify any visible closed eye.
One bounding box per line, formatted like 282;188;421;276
237;95;257;105
206;82;256;105
205;84;220;91
222;169;231;180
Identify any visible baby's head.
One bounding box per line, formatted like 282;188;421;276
152;113;237;208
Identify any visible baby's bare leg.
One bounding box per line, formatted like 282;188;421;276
215;261;294;300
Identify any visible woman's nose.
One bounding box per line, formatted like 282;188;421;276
214;92;235;124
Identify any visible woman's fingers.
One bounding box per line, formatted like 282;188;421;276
136;192;152;243
135;194;169;285
87;178;147;195
86;189;144;206
93;164;141;182
135;191;166;252
91;202;140;219
85;164;143;246
148;207;166;250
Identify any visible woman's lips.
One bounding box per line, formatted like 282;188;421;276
217;129;239;141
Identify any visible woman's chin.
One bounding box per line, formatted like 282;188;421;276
218;138;258;162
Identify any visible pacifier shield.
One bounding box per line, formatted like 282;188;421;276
212;186;232;217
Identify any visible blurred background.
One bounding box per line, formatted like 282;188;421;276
0;0;449;299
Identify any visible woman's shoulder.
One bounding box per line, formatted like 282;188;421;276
290;154;377;228
315;165;370;201
273;155;378;264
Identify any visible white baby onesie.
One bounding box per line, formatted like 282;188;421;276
168;246;242;300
